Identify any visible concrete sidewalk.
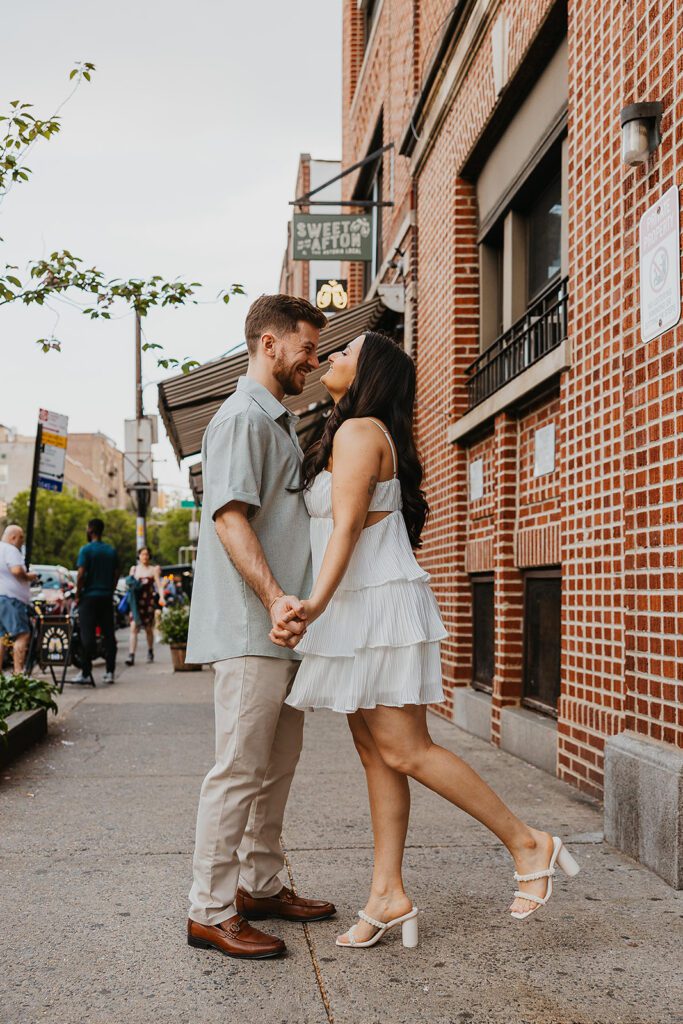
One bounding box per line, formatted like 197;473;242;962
1;646;681;1024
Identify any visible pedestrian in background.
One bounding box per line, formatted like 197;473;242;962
125;546;165;666
73;517;118;684
0;525;39;673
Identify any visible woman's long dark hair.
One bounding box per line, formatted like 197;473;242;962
302;330;429;548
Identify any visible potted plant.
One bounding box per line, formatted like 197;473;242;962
158;606;202;671
0;673;59;767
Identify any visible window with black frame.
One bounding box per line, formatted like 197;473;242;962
523;570;561;715
471;575;494;692
527;173;562;302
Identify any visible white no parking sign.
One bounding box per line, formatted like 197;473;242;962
639;184;681;343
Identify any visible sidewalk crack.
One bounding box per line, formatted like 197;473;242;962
282;842;334;1024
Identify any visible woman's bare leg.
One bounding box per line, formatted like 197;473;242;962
128;621;138;655
338;712;413;943
361;704;554;916
145;623;155;654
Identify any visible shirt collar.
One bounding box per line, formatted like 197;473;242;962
236;376;296;423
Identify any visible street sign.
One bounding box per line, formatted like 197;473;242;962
37;408;68;492
293;214;372;261
124;416;157;488
639;184;681;343
180;500;196;508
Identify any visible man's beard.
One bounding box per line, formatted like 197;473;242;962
273;357;305;396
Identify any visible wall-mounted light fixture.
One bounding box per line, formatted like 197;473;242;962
620;102;663;166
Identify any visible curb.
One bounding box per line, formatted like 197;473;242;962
0;708;48;770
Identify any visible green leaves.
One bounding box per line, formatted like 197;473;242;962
0;672;59;736
1;62;244;375
158;606;191;645
69;60;97;84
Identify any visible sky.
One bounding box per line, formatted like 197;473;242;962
0;0;342;497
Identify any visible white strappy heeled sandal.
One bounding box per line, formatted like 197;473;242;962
511;836;580;920
336;906;419;949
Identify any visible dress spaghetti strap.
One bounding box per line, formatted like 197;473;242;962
367;418;398;478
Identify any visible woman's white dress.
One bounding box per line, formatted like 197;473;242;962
285;428;447;714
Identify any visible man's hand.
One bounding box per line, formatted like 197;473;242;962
269;594;307;648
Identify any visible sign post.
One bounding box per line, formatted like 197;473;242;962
25;409;69;568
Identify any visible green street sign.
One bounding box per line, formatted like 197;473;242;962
293;213;373;261
180;500;196;508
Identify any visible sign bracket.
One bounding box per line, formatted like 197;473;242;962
289;143;395;209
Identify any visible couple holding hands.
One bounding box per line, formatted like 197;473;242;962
185;294;579;960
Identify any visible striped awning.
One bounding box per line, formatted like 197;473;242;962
158;295;389;462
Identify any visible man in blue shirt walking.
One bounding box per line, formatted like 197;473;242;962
73;518;118;684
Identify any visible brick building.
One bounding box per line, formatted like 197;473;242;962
340;0;683;886
0;426;128;511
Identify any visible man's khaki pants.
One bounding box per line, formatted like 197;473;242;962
188;656;304;926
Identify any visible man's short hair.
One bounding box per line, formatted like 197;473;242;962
88;517;105;536
244;294;327;355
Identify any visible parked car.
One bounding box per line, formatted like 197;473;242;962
30;564;76;616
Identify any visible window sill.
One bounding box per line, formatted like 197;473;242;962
448;337;571;445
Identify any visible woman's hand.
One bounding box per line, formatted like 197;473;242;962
268;597;324;649
299;597;324;624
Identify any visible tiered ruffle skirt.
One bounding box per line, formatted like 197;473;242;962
286;512;447;713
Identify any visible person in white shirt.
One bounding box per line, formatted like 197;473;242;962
0;525;38;673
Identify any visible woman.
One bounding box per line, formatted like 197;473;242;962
124;547;164;666
278;331;579;950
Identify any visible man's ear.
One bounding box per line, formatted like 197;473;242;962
260;332;277;358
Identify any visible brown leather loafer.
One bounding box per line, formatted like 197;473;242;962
187;914;285;959
236;885;336;923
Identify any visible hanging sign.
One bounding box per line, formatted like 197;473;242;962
37;408;68;492
316;278;349;312
639;184;681;343
293;214;373;261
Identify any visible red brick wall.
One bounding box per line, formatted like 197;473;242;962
341;0;416;307
342;0;683;798
560;0;683;797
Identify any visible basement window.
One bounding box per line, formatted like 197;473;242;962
522;570;561;716
471;574;494;693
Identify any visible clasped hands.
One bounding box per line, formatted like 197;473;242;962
268;594;318;649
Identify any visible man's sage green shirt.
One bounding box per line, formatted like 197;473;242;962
186;376;312;664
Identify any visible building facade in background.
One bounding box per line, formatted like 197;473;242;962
280;154;347;312
341;0;683;887
0;426;128;511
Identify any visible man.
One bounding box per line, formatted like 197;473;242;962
186;293;335;960
0;525;38;672
73;518;118;684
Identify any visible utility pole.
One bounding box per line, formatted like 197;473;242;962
135;312;144;420
134;312;148;551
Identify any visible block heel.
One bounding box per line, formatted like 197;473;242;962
401;915;419;948
556;843;580;877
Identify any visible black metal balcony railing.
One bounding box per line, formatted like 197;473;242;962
466;276;568;409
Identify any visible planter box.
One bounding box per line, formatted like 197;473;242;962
169;643;202;672
0;707;48;769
